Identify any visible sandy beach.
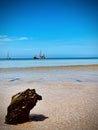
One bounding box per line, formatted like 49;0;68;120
0;65;98;130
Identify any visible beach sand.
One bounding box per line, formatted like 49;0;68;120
0;65;98;130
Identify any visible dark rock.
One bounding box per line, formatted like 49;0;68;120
5;89;42;124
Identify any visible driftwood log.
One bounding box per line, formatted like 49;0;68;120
5;89;42;124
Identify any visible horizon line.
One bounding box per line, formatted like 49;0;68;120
0;57;98;60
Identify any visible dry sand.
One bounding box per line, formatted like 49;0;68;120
0;65;98;130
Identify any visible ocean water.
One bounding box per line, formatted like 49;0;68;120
0;58;98;68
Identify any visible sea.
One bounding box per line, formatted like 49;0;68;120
0;58;98;68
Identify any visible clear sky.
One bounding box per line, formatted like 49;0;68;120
0;0;98;58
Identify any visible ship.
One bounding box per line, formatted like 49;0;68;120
6;52;11;60
33;55;39;59
33;51;45;59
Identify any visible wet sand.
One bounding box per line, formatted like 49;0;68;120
0;65;98;130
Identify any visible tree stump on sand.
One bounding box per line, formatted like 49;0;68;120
5;89;42;124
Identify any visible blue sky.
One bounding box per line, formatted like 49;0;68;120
0;0;98;58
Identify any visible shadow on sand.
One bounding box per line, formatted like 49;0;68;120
6;114;48;125
76;79;82;82
9;78;20;82
29;114;48;122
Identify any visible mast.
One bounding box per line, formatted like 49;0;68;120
39;50;42;58
7;52;11;60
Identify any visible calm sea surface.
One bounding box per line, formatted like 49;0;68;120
0;58;98;68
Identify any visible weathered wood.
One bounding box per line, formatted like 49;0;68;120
5;89;42;124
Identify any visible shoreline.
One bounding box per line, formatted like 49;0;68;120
0;64;98;71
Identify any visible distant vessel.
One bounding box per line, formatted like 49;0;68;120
33;51;46;59
33;55;39;59
6;52;11;60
